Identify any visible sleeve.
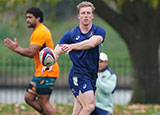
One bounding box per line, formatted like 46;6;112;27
58;31;71;44
94;26;106;43
96;74;117;93
30;30;46;47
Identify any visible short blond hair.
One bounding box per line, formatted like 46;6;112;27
77;1;96;14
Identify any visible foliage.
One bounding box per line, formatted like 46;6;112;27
143;0;159;8
0;0;61;27
0;0;61;10
104;0;159;10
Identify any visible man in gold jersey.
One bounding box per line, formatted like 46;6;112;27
4;7;59;115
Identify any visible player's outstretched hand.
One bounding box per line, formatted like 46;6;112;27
59;44;72;55
41;65;53;74
4;38;18;51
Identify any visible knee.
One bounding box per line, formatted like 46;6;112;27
72;109;81;115
84;102;96;113
24;93;34;105
39;99;50;108
24;93;30;104
89;103;96;112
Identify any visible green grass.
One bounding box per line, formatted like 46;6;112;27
0;103;73;115
0;103;160;115
114;104;160;115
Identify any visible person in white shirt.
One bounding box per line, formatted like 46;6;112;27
92;52;117;115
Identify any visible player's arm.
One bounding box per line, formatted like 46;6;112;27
61;35;103;55
4;38;41;58
14;45;41;58
74;35;103;49
53;44;65;61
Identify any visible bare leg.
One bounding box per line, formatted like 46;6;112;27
77;91;96;115
72;97;82;115
25;82;55;115
25;82;43;113
24;92;43;114
38;95;56;115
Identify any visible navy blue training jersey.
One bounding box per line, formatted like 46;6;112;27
58;24;106;78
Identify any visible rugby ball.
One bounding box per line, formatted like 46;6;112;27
39;47;56;67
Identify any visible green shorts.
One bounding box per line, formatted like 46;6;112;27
32;75;57;89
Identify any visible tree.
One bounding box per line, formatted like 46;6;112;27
87;0;160;103
1;0;160;103
0;0;61;27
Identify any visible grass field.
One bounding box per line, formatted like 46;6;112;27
0;103;160;115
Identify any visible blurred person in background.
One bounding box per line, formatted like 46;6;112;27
92;52;117;115
4;7;59;115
